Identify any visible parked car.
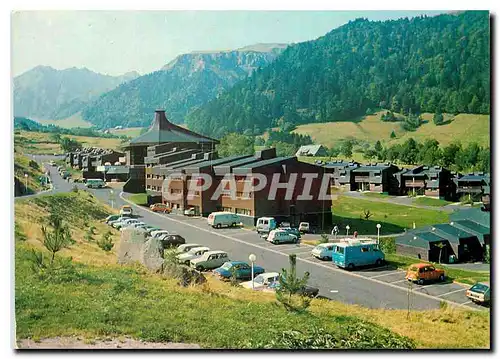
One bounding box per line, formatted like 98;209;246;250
151;230;170;239
190;250;230;271
150;203;171;213
333;239;385;270
49;160;55;166
256;217;277;234
405;263;445;285
311;243;336;260
266;281;320;298
177;246;211;265
466;282;490;304
113;218;139;229
240;272;280;290
86;178;105;189
177;243;202;254
281;227;301;239
129;222;147;229
299;222;310;233
266;229;298;245
207;212;240;228
158;234;186;248
184;208;196;216
214;261;265;281
120;205;133;216
105;214;121;224
142;225;158;234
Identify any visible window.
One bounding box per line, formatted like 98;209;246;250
336;246;344;254
361;247;369;253
235;208;252;216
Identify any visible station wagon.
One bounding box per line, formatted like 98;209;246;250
190;250;230;271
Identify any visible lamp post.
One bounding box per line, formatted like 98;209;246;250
376;223;381;244
24;173;28;193
346;225;350;237
110;189;114;209
249;253;256;290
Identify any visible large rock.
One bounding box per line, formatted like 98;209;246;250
118;228;165;273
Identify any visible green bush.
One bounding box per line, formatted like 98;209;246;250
97;231;114;251
379;237;396;254
319;234;329;244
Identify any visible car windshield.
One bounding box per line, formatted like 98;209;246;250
253;276;264;284
221;262;233;270
471;283;489;293
408;266;419;272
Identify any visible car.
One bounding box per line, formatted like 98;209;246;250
405;263;446;285
311;243;336;260
299;222;310;233
49;160;55;166
108;217;129;226
333;239;385;270
177;243;202;254
150;203;171;213
256;217;277;234
142;225;158;233
214;261;265;281
151;230;170;239
266;229;298;244
207;212;240;228
190;250;230;271
120;205;133;216
113;218;139;229
281;227;301;239
177;246;211;265
129;222;148;230
184;208;196;216
466;282;490;304
240;272;280;290
86;178;105;189
104;214;121;224
158;234;186;248
266;281;319;298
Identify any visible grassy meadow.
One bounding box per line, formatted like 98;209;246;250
331;195;450;235
13;191;490;348
33;112;93;129
294;110;490;149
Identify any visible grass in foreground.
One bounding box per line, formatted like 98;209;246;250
331;196;449;235
14;191;490;349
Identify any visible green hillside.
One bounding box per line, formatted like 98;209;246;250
294;111;490;148
186;11;490;138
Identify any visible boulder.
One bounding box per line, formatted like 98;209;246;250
118;228;165;273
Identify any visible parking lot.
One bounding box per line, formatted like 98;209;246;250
141;211;488;312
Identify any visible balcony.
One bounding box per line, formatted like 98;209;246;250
354;176;370;182
404;180;425;188
457;186;483;194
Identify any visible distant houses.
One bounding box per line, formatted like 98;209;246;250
295;144;328;157
322;160;490;202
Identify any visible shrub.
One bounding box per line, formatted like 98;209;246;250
97;231;114;251
15;222;27;241
460;195;474;205
319;234;329;244
275;254;311;312
41;215;73;264
379;237;396;254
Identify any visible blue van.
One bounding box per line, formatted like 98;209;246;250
332;239;385;270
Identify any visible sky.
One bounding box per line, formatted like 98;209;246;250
11;10;446;77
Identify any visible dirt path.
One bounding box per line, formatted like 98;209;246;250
16;337;201;349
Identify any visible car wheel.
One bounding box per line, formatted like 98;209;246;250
418;279;424;285
273;240;278;245
439;275;445;282
196;265;204;272
375;259;383;266
216;224;221;229
232;222;236;227
347;263;355;270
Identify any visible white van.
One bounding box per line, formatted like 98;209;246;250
207;212;240;229
266;229;299;244
256;217;277;234
86;178;105;189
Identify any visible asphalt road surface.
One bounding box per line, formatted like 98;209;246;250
22;158;486;311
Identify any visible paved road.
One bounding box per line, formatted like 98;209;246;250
23;162;486;311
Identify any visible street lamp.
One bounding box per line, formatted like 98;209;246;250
249;253;257;290
110;189;114;209
376;223;381;244
24;173;28;193
346;225;350;237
